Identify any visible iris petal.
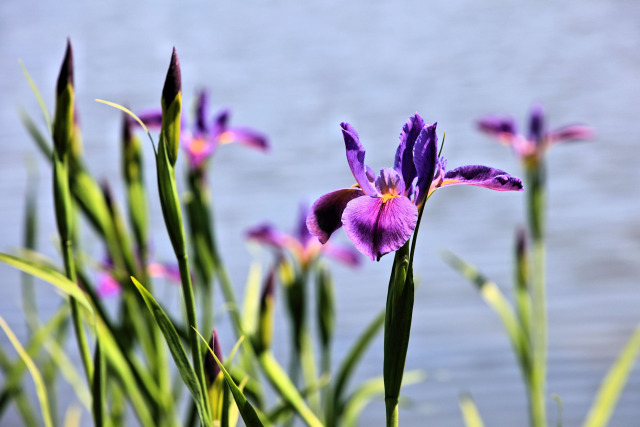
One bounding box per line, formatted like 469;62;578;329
342;195;418;261
220;127;270;152
549;125;594;144
322;243;362;267
413;123;438;206
477;116;518;143
528;104;546;145
394;113;424;190
341;122;378;196
195;90;210;134
247;223;290;250
441;165;523;191
307;188;365;244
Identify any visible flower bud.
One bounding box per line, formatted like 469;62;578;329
160;47;182;166
253;265;276;354
53;39;75;157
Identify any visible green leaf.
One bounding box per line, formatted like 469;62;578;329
92;340;106;427
0;315;53;427
443;250;530;376
341;370;425;427
196;330;267;427
95;99;150;135
258;351;323;427
0;253;93;313
130;277;210;426
582;321;640;427
552;393;563;427
332;309;385;420
19;59;52;132
19;109;52;159
459;393;485;427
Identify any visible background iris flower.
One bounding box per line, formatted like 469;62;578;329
307;114;524;261
477;104;593;166
247;203;360;270
137;89;269;169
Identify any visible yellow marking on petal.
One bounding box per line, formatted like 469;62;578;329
381;193;399;203
440;179;462;186
217;131;234;145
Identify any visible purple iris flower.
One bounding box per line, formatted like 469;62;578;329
247;203;361;269
307;114;524;261
137;89;269;169
477;104;593;164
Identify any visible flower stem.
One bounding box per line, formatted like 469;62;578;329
526;163;547;427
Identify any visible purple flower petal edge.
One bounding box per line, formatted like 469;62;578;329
307;188;364;244
341;122;378;196
441;165;523;192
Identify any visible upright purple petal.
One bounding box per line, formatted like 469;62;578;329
342;195;418;261
219;127;270;152
374;168;405;197
295;204;312;247
307;188;364;244
247;224;290;250
212;109;231;139
341;123;378;196
413;123;438;206
195;90;210;134
548;125;594;144
528;104;545;145
477;116;518;143
441;165;523;191
394;114;425;191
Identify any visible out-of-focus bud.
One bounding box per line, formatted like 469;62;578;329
316;263;335;349
160;47;182;167
122;114;143;184
53;39;75;157
253;265;276;355
205;330;223;385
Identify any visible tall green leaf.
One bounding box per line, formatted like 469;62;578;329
459;393;485;427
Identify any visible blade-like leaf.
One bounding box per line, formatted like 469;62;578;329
19;109;52;159
0;253;93;313
131;277;210;426
19;59;52;132
459;393;485;427
0;315;53;427
443;250;530;376
92;340;106;427
196;329;267;427
95;99;155;151
582;321;640;427
341;370;424;427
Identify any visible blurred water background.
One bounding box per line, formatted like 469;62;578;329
1;1;640;425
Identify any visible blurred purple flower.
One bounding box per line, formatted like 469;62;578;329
96;261;183;299
137;89;269;169
477;104;593;165
247;203;361;269
307;114;523;261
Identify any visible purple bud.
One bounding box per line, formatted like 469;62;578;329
162;47;181;108
205;329;223;383
56;39;74;96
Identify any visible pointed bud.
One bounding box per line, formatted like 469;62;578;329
121;113;143;183
515;227;529;293
53;39;75;157
160;47;182;166
254;265;276;354
205;330;223;384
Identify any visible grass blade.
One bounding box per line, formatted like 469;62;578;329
0;315;53;427
459;393;485;427
130;276;210;426
19;59;52;132
582;321;640;427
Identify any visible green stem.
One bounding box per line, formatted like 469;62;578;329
177;253;210;417
385;398;399;427
526;164;547;427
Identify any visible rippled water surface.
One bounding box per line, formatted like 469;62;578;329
1;1;640;425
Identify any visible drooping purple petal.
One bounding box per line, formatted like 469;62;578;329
307;187;365;244
321;242;361;267
477;116;518;142
394;113;425;191
341;122;378;196
548;125;594;144
413;123;438;206
342;195;418;261
136;109;164;129
247;224;290;251
195;90;210;134
219;127;270;152
441;165;523;192
528;104;546;145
